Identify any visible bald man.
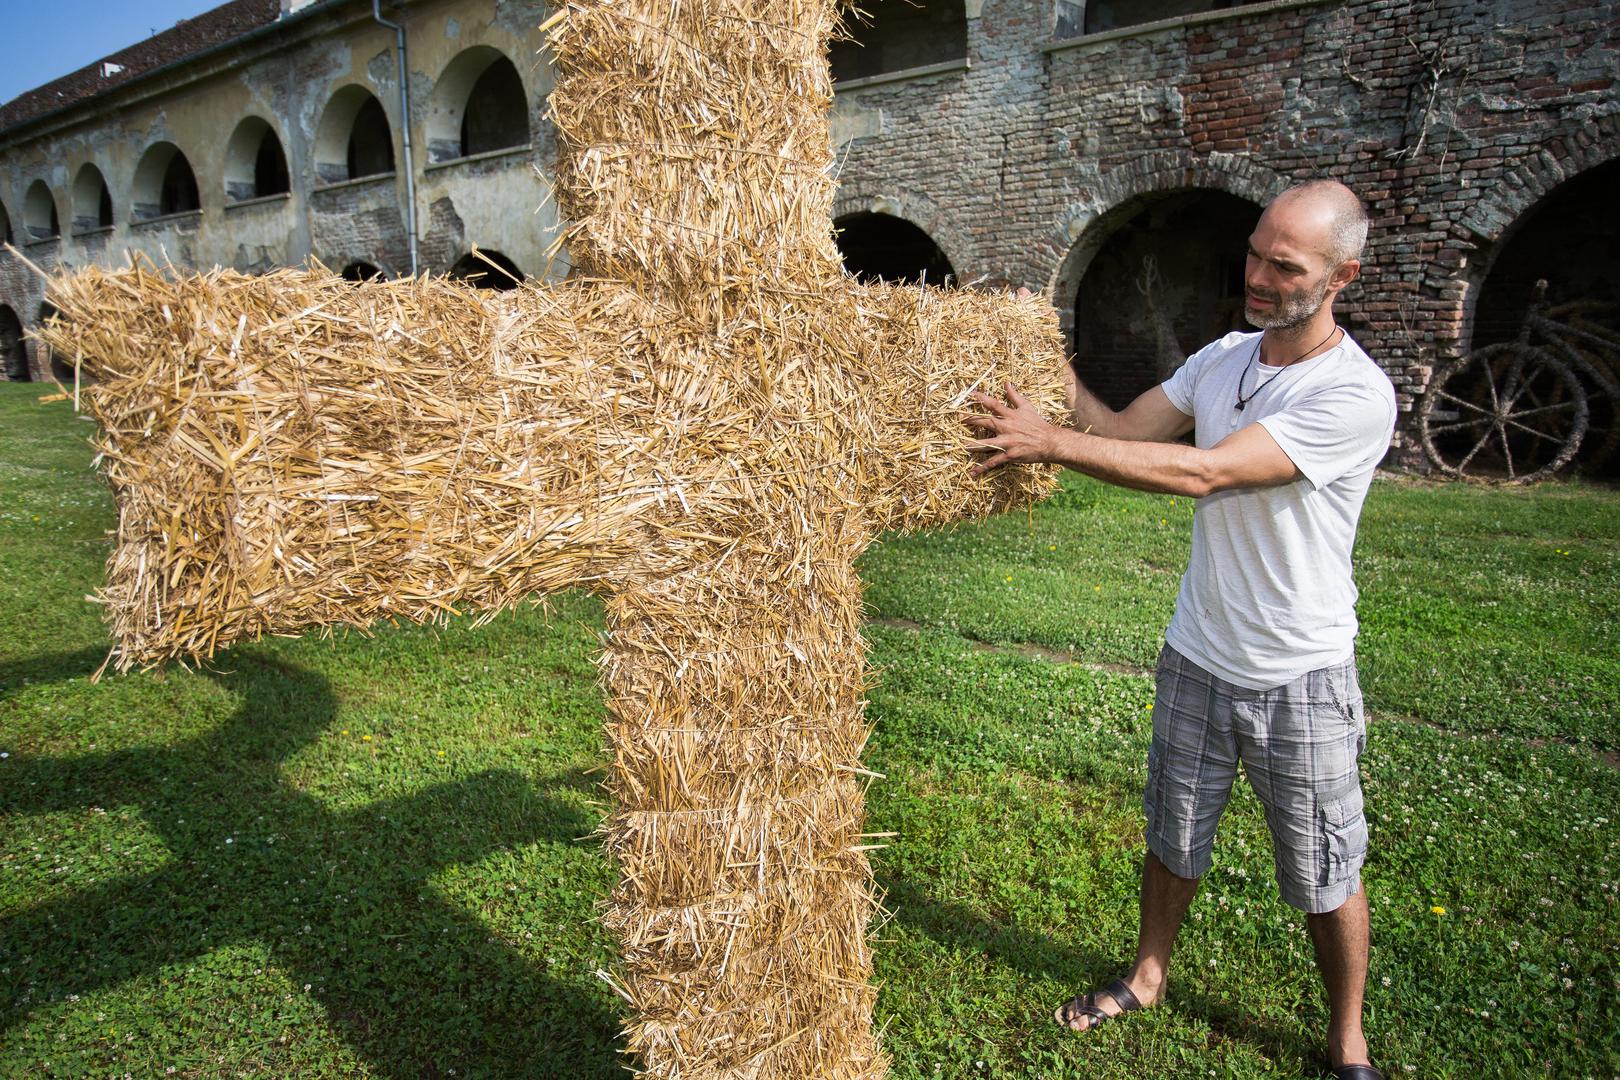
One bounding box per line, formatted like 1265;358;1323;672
968;179;1393;1080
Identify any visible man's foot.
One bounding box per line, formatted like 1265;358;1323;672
1327;1065;1383;1080
1053;976;1156;1032
1326;1024;1374;1078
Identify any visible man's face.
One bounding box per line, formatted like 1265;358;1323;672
1242;198;1341;330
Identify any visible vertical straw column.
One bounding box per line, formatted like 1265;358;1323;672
599;494;887;1079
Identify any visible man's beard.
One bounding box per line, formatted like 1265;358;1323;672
1245;275;1332;330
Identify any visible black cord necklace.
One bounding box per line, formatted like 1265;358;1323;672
1234;324;1342;411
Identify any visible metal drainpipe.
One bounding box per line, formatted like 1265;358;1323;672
372;0;418;276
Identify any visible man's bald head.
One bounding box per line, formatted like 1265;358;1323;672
1268;180;1369;268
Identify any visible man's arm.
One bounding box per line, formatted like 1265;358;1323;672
1067;363;1195;443
968;382;1301;498
1018;282;1191;442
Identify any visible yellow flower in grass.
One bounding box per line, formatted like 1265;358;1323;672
1431;905;1446;916
362;734;373;742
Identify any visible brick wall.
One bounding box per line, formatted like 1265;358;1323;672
831;0;1620;462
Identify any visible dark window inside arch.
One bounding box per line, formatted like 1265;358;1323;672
1073;190;1258;411
1075;0;1240;36
75;169;113;232
255;130;291;197
1;306;29;381
450;251;524;290
0;203;10;244
342;262;386;283
833;212;955;286
24;182;58;239
348;97;396;179
160;153;201;216
830;0;967;83
461;59;529;157
1472;159;1620;349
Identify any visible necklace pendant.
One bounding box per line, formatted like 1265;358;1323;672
1234;400;1245;412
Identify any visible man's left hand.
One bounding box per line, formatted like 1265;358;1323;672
966;382;1062;476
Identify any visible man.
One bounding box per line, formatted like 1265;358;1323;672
966;179;1394;1080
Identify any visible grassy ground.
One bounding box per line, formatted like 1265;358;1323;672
2;380;1617;1078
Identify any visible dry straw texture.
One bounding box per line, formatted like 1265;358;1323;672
36;0;1068;1076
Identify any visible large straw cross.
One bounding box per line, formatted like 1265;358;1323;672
39;1;1066;1076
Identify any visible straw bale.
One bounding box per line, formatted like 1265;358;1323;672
32;0;1071;1075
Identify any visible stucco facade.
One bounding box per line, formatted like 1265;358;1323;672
3;0;1618;467
1;0;562;383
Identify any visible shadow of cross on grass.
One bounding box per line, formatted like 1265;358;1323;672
0;648;624;1079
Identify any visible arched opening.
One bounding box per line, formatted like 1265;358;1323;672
341;261;386;282
830;0;968;83
449;250;524;290
0;201;11;244
225;117;291;202
1463;157;1620;479
39;302;73;383
1070;189;1259;410
428;48;530;163
133;142;201;220
24;180;59;240
314;86;396;184
72;163;114;232
1;305;29;381
833;212;955;285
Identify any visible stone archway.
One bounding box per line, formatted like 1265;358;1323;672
1453;114;1620;357
427;46;531;163
225;117;292;202
449;250;524;290
831;188;975;283
1;305;28;382
132;142;201;220
71;163;114;232
1046;151;1287;346
39;302;74;384
832;212;955;286
314;86;396;184
1068;188;1261;410
341;261;387;283
23;179;59;240
1460;154;1620;479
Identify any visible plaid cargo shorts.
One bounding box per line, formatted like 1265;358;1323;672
1144;643;1369;914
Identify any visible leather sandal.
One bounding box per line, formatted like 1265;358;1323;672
1330;1064;1385;1080
1053;977;1145;1032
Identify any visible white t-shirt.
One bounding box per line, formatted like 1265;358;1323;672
1159;329;1396;690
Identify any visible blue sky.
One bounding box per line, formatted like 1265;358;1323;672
0;1;227;105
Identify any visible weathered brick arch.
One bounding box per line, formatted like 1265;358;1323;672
1044;150;1288;349
1448;113;1620;353
830;186;976;283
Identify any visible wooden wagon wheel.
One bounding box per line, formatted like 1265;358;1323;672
1418;341;1589;483
1562;316;1620;472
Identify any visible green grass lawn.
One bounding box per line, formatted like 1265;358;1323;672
3;380;1617;1078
